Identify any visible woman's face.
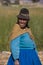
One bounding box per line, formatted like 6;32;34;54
19;18;27;29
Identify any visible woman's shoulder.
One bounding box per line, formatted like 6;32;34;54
9;24;20;41
26;27;31;33
26;28;34;40
12;24;19;30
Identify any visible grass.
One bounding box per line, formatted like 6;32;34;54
0;5;43;51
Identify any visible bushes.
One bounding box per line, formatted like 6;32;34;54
32;0;40;2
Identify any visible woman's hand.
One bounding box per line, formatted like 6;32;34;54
14;60;19;65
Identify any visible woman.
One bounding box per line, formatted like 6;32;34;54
7;8;42;65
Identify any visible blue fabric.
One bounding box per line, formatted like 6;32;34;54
7;49;42;65
10;32;37;60
20;33;36;49
10;36;20;60
7;54;14;65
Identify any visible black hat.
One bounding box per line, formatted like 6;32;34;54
17;8;30;20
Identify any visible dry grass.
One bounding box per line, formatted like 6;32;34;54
0;5;43;51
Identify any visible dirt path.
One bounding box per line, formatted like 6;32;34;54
0;51;43;65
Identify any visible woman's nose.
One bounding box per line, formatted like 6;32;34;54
21;19;24;22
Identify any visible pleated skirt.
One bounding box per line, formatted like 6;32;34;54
7;49;42;65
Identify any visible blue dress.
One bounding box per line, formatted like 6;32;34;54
7;32;42;65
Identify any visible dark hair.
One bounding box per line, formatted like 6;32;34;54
16;18;30;28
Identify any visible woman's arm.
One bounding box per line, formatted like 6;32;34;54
10;36;20;65
10;36;20;60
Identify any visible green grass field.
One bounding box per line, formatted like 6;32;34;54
0;5;43;51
